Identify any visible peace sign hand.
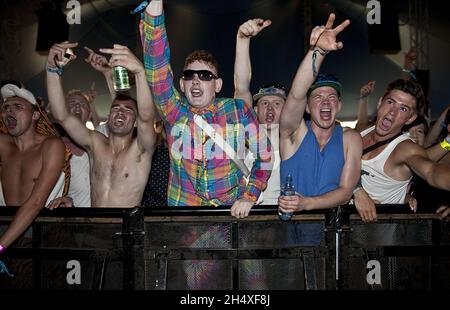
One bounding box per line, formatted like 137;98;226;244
310;13;350;52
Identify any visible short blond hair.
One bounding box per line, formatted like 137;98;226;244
67;89;90;103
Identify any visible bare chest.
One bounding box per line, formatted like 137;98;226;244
1;147;43;203
91;148;149;183
2;147;43;180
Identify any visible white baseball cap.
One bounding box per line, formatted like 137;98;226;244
1;83;37;105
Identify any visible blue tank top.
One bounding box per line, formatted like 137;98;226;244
280;121;344;196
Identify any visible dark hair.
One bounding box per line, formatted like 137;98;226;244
184;50;219;76
382;79;425;113
403;114;428;132
113;94;137;106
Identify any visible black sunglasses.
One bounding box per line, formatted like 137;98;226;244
182;70;218;81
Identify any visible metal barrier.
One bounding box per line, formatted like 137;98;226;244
0;205;449;290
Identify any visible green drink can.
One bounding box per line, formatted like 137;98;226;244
113;66;131;92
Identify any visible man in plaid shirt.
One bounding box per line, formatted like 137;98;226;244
140;0;272;218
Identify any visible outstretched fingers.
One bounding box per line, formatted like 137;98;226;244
84;46;94;62
334;19;351;34
99;48;122;55
325;13;335;29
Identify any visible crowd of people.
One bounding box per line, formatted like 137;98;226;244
1;0;449;256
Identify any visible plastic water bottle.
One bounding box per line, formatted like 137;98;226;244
279;174;295;221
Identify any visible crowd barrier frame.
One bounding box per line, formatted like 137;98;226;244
0;205;449;290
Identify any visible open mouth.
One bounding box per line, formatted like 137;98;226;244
190;88;203;98
73;111;82;119
380;117;392;130
319;108;332;120
113;117;126;127
5;115;17;129
265;112;275;123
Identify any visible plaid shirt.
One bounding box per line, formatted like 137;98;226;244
140;13;272;206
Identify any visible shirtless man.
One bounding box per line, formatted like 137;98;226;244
0;83;65;252
46;42;156;207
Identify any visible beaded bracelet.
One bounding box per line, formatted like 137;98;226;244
45;64;64;76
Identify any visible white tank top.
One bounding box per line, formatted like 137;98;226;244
360;127;412;204
69;152;91;207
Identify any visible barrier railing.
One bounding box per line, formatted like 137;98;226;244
0;205;448;290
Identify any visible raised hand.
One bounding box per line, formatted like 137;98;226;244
99;44;144;75
360;81;376;98
145;0;163;16
404;47;417;68
310;13;350;52
84;46;111;74
237;18;271;39
87;81;97;102
47;41;78;69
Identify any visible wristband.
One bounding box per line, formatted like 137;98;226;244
311;47;330;77
440;136;450;151
314;47;329;56
402;68;418;81
0;244;4;254
46;64;64;76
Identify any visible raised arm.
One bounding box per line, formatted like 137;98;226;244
424;105;449;148
0;137;65;249
355;81;375;132
402;47;417;81
425;133;450;161
402;141;450;190
280;13;350;137
140;0;181;125
84;47;116;100
234;18;271;104
86;82;101;128
100;44;156;153
46;42;95;151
